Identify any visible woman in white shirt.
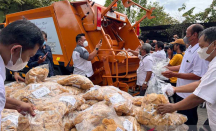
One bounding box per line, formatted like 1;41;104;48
157;27;216;130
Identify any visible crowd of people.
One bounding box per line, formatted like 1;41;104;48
0;19;216;131
126;24;215;131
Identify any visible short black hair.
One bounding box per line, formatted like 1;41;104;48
168;44;174;50
175;43;186;52
191;24;204;37
0;20;44;51
164;44;173;52
199;27;216;44
41;31;47;39
156;41;164;49
76;33;85;43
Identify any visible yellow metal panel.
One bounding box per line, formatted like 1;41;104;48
54;61;59;65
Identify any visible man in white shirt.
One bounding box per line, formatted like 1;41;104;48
157;26;216;131
137;43;153;96
151;41;166;62
162;24;209;131
0;20;44;123
72;33;102;77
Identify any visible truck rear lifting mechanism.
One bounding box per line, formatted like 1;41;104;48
3;0;155;95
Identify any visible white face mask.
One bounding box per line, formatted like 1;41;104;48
197;42;215;60
83;41;88;47
5;47;28;71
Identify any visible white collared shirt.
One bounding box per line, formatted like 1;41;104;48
0;55;6;126
137;54;153;86
193;57;216;130
151;49;166;62
177;44;209;98
72;45;93;77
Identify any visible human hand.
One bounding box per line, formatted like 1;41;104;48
38;56;45;64
16;102;36;116
127;48;132;52
166;85;175;96
42;52;48;61
142;83;148;90
38;53;48;64
157;103;176;115
14;72;25;82
96;40;102;49
137;45;141;50
161;70;175;78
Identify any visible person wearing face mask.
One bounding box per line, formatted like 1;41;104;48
72;33;102;77
0;20;44;122
161;24;209;131
157;27;216;131
27;31;54;77
136;43;153;96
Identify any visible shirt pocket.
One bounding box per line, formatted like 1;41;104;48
184;57;193;73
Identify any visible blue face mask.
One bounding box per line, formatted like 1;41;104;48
43;41;46;46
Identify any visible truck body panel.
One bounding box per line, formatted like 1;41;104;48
4;0;155;95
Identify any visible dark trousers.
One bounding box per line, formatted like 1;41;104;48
176;95;198;131
203;119;211;131
139;87;146;96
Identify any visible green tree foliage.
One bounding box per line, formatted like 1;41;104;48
166;0;216;39
104;0;147;23
104;0;126;13
137;2;179;26
105;0;178;26
178;0;216;23
0;0;62;23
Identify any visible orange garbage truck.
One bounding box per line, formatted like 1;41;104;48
3;0;155;95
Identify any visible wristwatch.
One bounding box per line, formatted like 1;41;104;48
96;48;99;51
143;81;148;85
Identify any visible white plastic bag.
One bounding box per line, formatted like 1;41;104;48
17;110;64;131
135;94;188;131
25;64;49;85
146;76;174;96
74;101;124;131
151;59;170;81
1;109;20;131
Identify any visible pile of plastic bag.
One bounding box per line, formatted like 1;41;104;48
2;65;188;131
117;50;135;57
145;57;175;96
135;93;188;131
